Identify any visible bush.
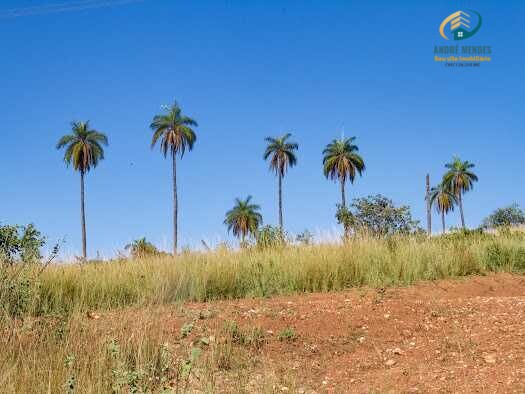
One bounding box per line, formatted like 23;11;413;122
483;204;525;228
125;238;160;259
295;230;313;245
0;223;45;264
336;195;421;237
0;267;36;319
255;225;287;249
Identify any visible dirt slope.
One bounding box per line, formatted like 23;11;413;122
106;273;525;393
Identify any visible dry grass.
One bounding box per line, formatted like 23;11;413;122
1;232;524;392
31;232;525;316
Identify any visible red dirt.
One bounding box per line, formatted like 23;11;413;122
109;273;525;392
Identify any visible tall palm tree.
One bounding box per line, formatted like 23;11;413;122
442;156;478;229
263;133;298;231
429;183;458;234
150;101;197;255
224;196;263;243
323;137;365;208
56;121;108;260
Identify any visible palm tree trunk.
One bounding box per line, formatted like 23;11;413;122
172;153;178;255
80;170;87;260
278;173;283;231
340;179;346;208
442;211;446;234
458;192;466;229
426;174;431;237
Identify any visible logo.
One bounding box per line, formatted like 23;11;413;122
439;10;482;41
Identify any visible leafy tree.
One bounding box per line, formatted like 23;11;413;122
56;121;108;260
0;225;19;264
337;194;420;237
224;196;263;244
150;102;197;255
0;223;45;264
323;137;365;208
125;237;159;259
263;133;298;232
429;183;458;234
483;204;525;228
442;156;478;229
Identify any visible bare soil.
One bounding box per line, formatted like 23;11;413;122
103;273;525;393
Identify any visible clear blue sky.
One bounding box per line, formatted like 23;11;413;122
1;0;523;257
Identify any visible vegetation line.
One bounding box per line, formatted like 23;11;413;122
3;232;524;319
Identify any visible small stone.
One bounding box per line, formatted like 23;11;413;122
393;347;404;355
384;314;391;319
484;355;496;364
385;359;396;367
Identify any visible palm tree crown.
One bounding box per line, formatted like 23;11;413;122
429;184;457;215
263;133;298;176
56;121;108;172
442;156;478;229
443;156;478;195
150;102;197;157
224;196;263;242
429;183;458;233
323;136;365;208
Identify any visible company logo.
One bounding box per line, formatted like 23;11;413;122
439;10;482;41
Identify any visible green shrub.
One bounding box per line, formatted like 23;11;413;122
0;223;45;264
255;225;287;249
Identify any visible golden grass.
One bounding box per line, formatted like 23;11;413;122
31;232;525;316
1;232;524;392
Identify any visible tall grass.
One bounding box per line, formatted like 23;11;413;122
1;233;525;392
24;232;525;316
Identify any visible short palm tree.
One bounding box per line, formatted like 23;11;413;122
125;237;159;258
263;133;298;231
56;121;108;260
429;183;458;233
442;156;478;229
150;101;197;255
224;196;263;243
323;137;365;208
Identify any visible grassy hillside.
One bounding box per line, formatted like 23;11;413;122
1;232;525;392
3;231;524;319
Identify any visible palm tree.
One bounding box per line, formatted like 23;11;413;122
56;121;108;260
323;137;365;208
442;156;478;229
429;183;458;233
150;102;197;255
224;196;263;243
263;133;298;231
125;237;159;258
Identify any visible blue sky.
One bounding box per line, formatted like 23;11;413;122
1;0;523;257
